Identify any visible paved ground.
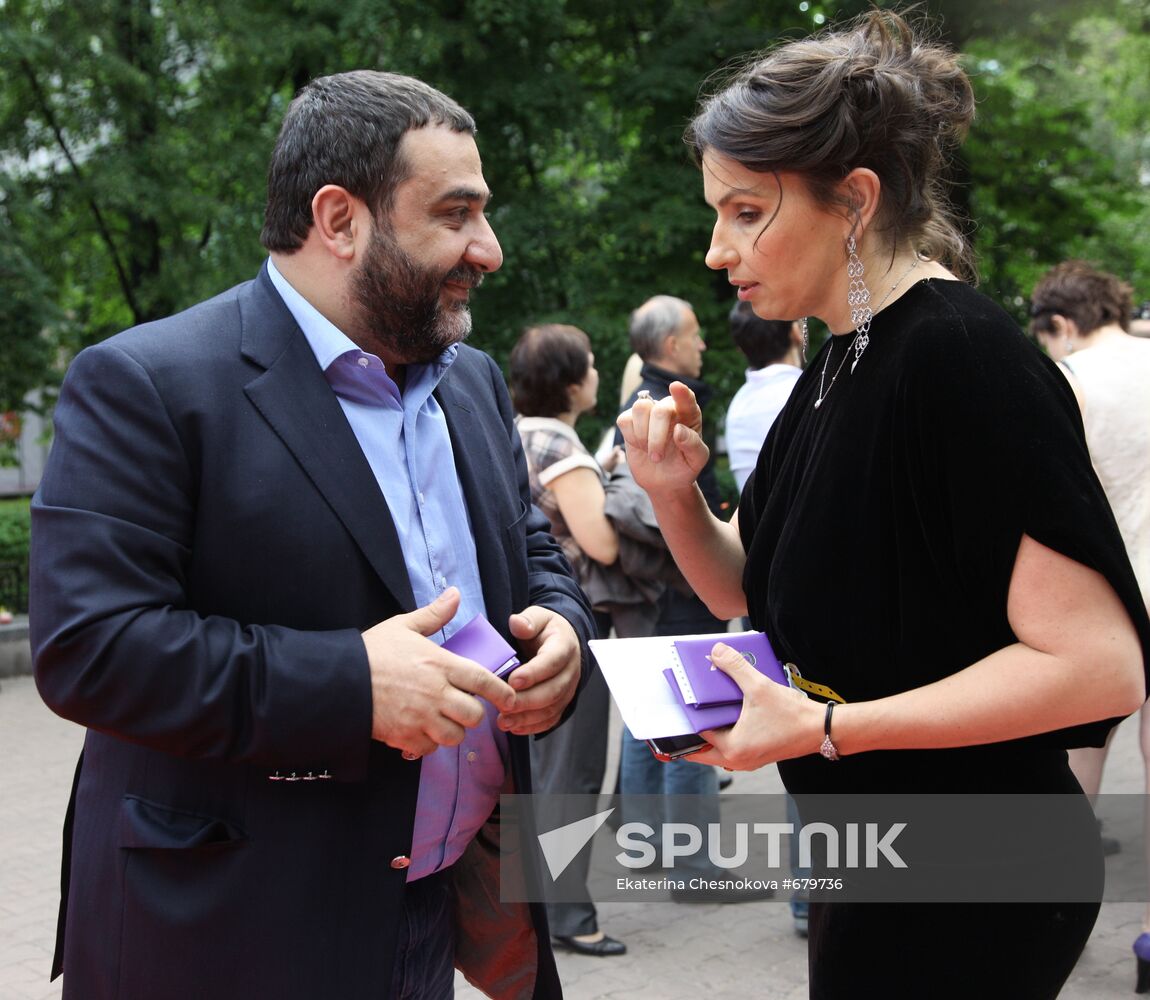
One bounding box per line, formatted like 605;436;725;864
2;671;1146;999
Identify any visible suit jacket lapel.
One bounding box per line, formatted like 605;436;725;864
238;268;416;611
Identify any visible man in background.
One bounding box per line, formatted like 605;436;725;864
724;301;804;492
617;293;725;626
612;295;768;904
722;300;807;931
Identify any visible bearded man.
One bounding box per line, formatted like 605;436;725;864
29;71;594;1000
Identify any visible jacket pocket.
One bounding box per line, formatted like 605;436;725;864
119;795;246;850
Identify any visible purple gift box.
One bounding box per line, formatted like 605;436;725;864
443;614;520;678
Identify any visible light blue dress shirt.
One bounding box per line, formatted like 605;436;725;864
267;260;508;880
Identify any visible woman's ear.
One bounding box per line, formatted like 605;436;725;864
840;167;882;237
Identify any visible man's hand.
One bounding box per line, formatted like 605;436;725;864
497;606;582;735
362;587;517;759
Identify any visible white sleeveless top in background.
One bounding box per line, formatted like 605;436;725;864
1063;336;1150;602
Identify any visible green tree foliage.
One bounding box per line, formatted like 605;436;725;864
1;0;1148;466
0;497;30;611
0;239;57;411
959;0;1150;321
1;0;333;345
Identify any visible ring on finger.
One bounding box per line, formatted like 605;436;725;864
636;389;652;401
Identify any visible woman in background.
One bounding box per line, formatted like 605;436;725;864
509;323;627;958
1031;260;1150;991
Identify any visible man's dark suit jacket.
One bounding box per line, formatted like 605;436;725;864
29;265;594;1000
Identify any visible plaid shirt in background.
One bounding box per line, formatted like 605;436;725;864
514;415;603;583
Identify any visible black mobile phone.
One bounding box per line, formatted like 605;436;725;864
646;734;710;762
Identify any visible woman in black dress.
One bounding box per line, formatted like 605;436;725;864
618;10;1150;998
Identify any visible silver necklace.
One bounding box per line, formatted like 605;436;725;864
813;257;920;410
813;333;857;410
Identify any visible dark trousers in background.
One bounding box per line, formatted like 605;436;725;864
529;607;654;938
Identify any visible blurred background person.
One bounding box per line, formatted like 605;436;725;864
1131;300;1150;339
509;322;629;957
616;294;727;635
724;302;804;492
612;295;770;904
1030;260;1150;990
618;351;645;410
723;300;808;932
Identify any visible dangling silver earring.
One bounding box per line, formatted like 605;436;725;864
846;235;872;374
800;318;809;365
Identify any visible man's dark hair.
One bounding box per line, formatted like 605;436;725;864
509;324;592;419
728;301;794;369
261;70;475;252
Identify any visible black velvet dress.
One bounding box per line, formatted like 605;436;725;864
737;279;1150;999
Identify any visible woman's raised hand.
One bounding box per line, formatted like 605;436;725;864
616;381;709;494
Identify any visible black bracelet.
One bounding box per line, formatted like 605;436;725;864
819;701;840;761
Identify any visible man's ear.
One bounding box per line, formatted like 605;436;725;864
840;167;882;237
310;185;365;261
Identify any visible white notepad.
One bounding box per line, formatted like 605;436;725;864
589;630;753;740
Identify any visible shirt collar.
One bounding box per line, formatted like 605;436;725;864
265;257;460;402
266;257;358;371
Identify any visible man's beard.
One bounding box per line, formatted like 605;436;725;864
350;224;483;363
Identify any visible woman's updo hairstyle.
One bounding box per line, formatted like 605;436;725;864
686;8;976;278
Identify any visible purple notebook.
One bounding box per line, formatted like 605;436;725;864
670;632;787;707
662;667;744;731
443;614;520;678
662;632;790;733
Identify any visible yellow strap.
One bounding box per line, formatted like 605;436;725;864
783;662;845;704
